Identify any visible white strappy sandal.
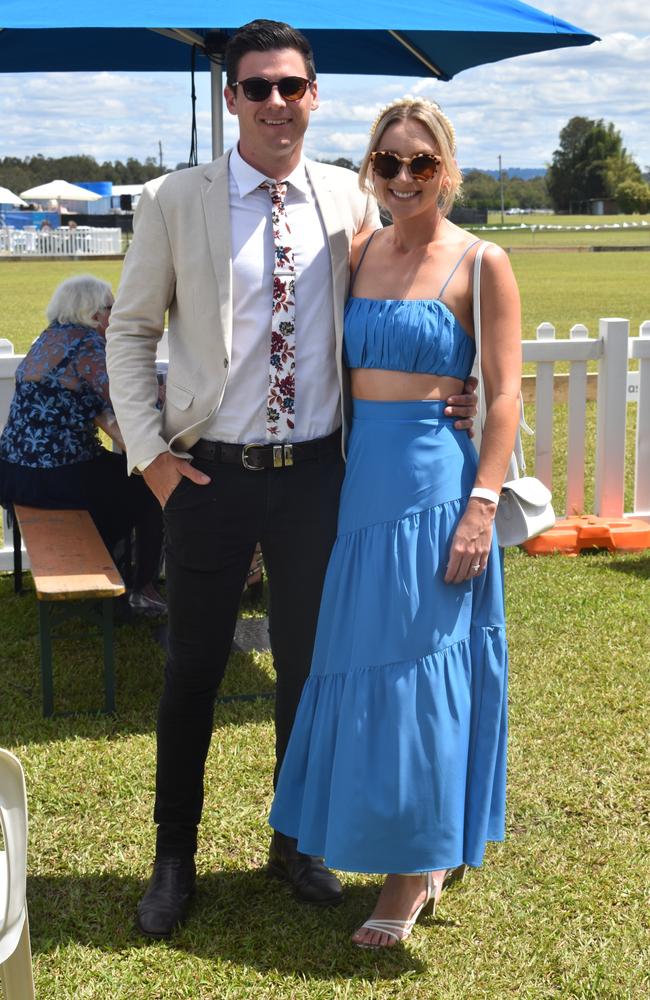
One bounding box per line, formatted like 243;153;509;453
353;871;444;949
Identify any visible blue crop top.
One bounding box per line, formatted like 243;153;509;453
343;235;478;381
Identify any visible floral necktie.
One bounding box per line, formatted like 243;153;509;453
261;181;296;440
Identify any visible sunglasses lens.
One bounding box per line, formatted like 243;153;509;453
241;78;271;101
411;155;439;180
239;77;310;101
372;153;400;180
278;77;309;101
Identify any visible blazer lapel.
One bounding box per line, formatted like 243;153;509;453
201;154;233;357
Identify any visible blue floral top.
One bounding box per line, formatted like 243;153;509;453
0;323;113;468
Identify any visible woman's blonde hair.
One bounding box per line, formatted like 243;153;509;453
358;97;462;217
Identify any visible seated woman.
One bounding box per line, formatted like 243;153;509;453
269;97;521;948
0;274;165;614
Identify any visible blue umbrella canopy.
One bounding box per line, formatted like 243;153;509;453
0;1;598;78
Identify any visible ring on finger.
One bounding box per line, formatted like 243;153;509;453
471;562;481;573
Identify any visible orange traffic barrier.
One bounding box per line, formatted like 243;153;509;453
523;515;650;556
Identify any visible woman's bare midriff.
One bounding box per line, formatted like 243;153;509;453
350;369;463;401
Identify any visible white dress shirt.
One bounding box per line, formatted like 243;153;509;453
203;144;339;444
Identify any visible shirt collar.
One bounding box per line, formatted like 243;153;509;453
229;143;310;198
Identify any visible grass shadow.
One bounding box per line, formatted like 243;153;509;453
27;869;431;981
601;553;650;579
0;575;275;745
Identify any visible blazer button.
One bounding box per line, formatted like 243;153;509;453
223;358;229;368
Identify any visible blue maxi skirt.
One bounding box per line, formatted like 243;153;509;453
269;399;508;874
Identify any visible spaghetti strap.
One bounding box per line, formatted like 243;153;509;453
438;239;481;301
350;230;380;294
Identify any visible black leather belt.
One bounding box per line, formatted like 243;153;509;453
191;429;341;471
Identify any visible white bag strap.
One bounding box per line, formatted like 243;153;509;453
471;240;529;478
472;241;488;432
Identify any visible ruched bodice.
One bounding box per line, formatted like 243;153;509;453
343;297;476;381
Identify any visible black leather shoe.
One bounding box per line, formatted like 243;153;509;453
136;856;196;938
267;832;343;906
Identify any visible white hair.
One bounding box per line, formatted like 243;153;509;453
46;274;113;329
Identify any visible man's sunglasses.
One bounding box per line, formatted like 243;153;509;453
231;76;313;103
370;150;441;182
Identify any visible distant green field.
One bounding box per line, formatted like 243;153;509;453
487;212;650;227
2;249;648;359
510;251;649;341
480;228;650;248
0;260;123;353
481;212;650;248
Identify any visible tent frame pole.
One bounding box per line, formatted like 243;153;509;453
211;59;224;160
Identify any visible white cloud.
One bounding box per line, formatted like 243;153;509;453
308;130;370;155
536;0;650;36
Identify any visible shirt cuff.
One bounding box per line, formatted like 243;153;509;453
136;455;161;473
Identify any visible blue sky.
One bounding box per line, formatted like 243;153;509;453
1;2;648;173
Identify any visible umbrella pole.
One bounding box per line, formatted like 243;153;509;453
211;60;224;161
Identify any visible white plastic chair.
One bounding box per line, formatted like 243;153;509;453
0;748;35;999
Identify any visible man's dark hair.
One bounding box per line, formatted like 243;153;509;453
225;20;316;87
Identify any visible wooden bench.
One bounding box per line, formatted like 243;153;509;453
12;506;125;717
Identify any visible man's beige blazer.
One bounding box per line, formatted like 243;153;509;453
106;152;379;474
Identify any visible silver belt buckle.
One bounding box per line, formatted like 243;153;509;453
242;443;265;471
283;444;293;467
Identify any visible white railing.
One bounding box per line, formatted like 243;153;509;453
0;226;122;256
0;320;648;570
473;221;650;235
522;318;650;519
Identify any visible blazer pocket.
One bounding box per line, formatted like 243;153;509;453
165;381;195;411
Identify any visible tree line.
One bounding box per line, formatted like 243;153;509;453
0;155;167;195
4;151;550;211
3;117;649;213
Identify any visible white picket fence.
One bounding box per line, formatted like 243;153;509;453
525;318;649;519
0;226;122;256
0;318;648;570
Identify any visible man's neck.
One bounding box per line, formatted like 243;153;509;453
237;141;303;181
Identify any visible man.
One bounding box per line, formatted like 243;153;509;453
106;19;477;939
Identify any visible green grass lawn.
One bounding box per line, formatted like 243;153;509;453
487;212;650;246
510;252;650;345
480;213;650;249
2;250;649;356
487;213;650;227
1;547;648;999
0;260;124;352
479;228;650;249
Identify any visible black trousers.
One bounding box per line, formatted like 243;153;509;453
155;444;345;857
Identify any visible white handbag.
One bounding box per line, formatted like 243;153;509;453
471;242;556;547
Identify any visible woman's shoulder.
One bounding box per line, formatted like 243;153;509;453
474;240;513;281
351;226;384;271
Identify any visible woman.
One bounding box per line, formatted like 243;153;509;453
0;274;165;614
269;98;521;948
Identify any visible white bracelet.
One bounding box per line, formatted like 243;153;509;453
470;487;500;505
